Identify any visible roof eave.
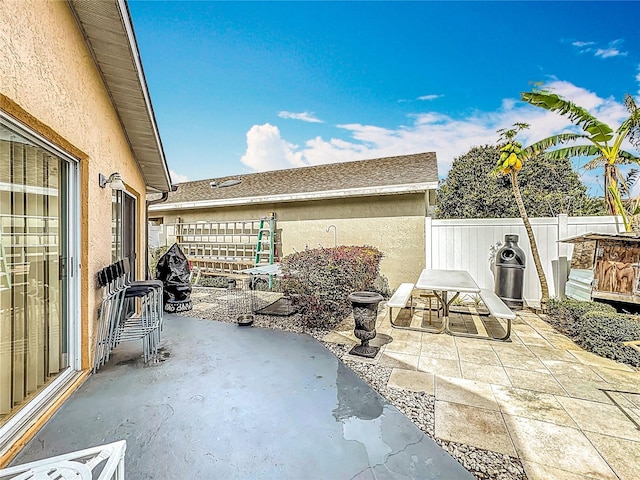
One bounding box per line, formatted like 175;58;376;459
149;182;437;212
67;0;172;192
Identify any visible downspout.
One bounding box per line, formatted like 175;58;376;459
145;186;176;278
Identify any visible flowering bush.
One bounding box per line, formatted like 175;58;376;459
281;245;383;327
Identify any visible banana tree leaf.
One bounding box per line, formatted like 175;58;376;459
618;150;640;162
583;156;608;170
522;133;586;159
586;123;613;135
585;123;613;143
542;144;601;160
521;91;600;129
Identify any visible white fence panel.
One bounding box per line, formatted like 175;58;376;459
426;215;621;306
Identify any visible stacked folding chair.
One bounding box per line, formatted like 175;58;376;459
93;259;163;372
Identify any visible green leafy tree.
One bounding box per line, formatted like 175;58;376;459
436;145;604;218
521;90;640;231
494;123;549;306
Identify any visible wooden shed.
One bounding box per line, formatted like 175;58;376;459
561;233;640;304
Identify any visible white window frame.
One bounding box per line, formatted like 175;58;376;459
0;111;81;455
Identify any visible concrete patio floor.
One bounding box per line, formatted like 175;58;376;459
323;303;640;480
9;314;473;480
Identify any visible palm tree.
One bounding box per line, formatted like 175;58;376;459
521;90;640;231
494;123;550;307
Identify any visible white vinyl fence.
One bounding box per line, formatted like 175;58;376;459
426;215;622;306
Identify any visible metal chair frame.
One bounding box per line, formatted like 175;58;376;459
93;259;163;372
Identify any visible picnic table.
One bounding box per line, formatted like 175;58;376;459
388;268;515;341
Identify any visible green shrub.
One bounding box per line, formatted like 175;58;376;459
281;245;383;327
546;298;616;338
580;311;640;367
148;245;170;278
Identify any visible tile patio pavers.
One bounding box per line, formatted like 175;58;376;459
504;415;617;479
491;343;536;358
552;374;612;403
379;350;419;370
456;346;502;366
594;367;640;392
435;401;516;456
460;362;512;386
607;390;640;409
497;353;549;373
541;359;606;382
503;367;566;395
491;385;577;427
384;338;422;355
435;376;500;411
585;432;640;480
527;345;580;362
323;305;640;479
388;368;435;394
419;343;459;360
421;332;456;348
542;334;582;351
417;356;462;378
512;335;553;348
569;349;637;372
520;461;600;480
556;396;640;442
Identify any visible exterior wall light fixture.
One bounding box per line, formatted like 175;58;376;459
99;172;126;191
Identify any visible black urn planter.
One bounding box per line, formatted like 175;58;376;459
348;291;384;358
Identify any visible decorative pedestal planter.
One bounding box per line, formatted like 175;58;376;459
348;291;384;358
164;299;193;313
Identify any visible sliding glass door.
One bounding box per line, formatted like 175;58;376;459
0;117;78;431
111;190;137;275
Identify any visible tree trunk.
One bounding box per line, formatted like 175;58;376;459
510;170;550;308
604;163;620;217
604;163;631;232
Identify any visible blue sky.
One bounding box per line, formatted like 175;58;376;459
129;1;640;193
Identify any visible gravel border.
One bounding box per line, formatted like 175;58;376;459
180;287;527;480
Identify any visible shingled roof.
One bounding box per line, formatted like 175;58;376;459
149;152;437;211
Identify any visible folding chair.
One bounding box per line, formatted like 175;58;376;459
93;260;163;372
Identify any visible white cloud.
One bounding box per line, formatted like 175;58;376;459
570;39;627;59
240;123;305;171
241;81;636;184
170;170;188;184
278;111;323;123
417;94;443;101
595;47;627;59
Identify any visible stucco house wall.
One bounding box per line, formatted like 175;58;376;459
1;0;149;367
1;0;171;463
155;193;428;289
150;158;437;289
